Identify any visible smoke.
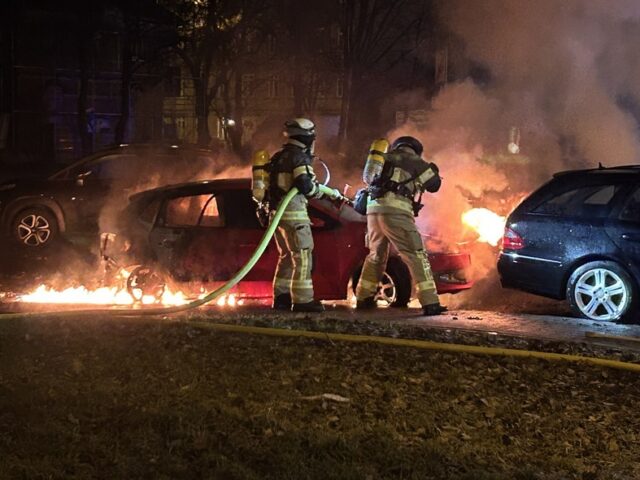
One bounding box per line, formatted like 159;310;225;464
386;0;640;309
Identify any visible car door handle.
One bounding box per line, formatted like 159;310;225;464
621;233;640;242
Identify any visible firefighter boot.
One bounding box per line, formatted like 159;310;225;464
423;303;448;316
292;300;325;313
272;293;292;310
356;297;377;310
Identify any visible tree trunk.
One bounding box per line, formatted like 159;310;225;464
194;77;211;147
77;40;92;156
227;72;244;155
292;69;304;117
337;66;353;153
115;25;132;144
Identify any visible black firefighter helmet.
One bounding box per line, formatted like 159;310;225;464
390;136;423;156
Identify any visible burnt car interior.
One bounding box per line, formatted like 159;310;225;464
154;188;339;231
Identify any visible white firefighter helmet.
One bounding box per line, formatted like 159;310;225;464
284;118;316;139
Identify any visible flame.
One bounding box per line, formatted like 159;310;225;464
17;284;241;307
18;284;193;306
461;208;506;246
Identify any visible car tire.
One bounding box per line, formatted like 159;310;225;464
10;206;59;249
566;260;638;323
351;256;412;308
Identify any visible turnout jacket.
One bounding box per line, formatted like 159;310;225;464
366;150;441;216
269;140;323;222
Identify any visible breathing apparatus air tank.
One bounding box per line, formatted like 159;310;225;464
251;149;270;203
362;138;389;185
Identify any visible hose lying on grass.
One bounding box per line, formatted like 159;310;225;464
182;321;640;373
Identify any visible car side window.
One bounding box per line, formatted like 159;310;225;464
139;198;161;225
620;187;640;222
164;194;224;227
84;154;140;180
219;190;262;228
532;184;620;218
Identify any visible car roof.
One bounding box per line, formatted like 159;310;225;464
553;164;640;178
129;178;251;202
49;143;217;179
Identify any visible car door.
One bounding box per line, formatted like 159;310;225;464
216;190;344;299
150;190;237;282
217;189;278;298
605;184;640;273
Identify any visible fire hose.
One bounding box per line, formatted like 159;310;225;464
0;187;301;319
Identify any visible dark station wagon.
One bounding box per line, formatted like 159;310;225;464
498;165;640;322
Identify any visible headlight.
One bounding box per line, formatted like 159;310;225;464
0;183;16;191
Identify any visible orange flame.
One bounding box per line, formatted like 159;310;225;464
461;208;506;246
17;284;242;307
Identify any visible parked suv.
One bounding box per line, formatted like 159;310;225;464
498;165;640;322
0;144;217;249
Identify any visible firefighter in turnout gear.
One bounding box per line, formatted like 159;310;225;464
355;136;447;316
268;118;344;312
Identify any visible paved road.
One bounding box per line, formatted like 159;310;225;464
322;306;640;343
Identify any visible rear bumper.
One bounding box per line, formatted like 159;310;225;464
497;251;565;299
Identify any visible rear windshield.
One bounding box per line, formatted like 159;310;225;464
532;183;622;218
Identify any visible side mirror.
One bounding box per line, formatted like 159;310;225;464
75;170;92;187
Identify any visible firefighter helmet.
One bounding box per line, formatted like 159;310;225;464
391;136;423;156
284;118;316;147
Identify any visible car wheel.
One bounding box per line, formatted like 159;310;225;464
566;261;638;323
11;207;59;249
352;257;412;308
126;265;166;303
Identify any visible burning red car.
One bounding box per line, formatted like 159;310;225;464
102;179;473;305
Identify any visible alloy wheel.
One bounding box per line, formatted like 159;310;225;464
375;272;397;306
574;268;629;321
126;266;166;303
17;214;51;247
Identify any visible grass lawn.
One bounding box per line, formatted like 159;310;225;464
1;316;639;479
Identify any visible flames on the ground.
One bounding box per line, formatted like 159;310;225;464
17;276;242;308
461;208;507;247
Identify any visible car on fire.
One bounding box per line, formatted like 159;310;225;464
498;165;640;323
0;144;218;249
103;178;473;305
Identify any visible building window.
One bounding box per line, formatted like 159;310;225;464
336;76;343;98
268;76;278;98
267;35;276;55
242;74;255;97
164;67;182;97
318;79;328;98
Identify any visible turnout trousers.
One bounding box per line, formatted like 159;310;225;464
272;219;315;304
356;212;439;306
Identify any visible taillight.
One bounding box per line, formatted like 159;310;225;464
502;227;525;250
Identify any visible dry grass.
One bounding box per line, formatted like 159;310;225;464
1;316;639;480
